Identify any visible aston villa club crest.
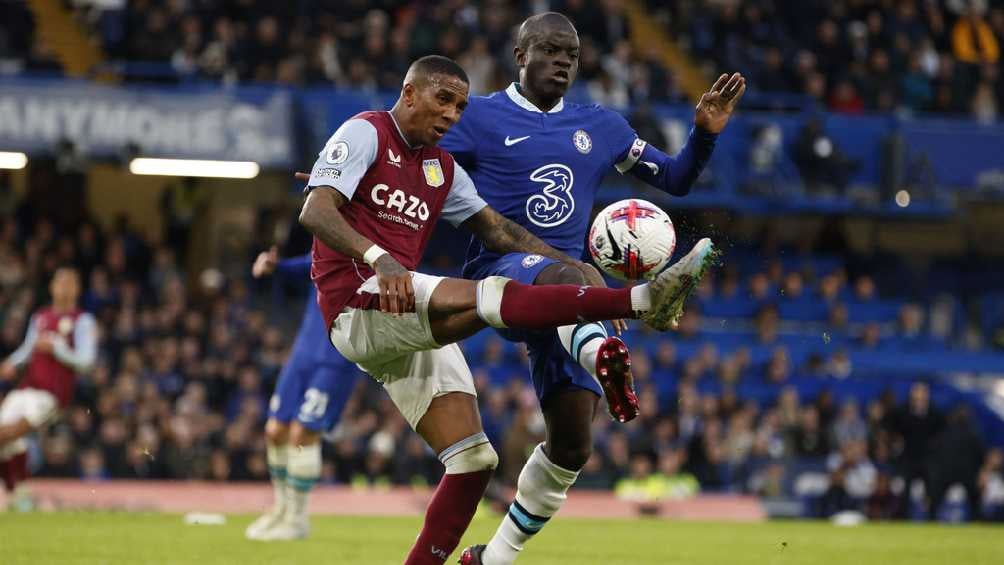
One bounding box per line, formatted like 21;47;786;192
423;159;444;187
573;129;592;154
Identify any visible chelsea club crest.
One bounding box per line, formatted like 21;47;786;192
572;129;592;154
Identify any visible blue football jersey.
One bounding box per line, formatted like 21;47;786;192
440;84;640;277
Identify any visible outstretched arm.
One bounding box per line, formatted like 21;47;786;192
617;72;745;196
461;207;607;289
461;207;575;263
252;246;312;279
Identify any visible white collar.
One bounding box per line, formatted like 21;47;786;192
505;83;564;113
386;111;421;149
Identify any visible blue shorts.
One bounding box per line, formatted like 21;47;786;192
268;290;359;432
467;252;603;403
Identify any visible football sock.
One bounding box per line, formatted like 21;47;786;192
286;442;321;520
483;444;578;565
266;443;289;516
630;284;652;312
405;433;496;564
557;323;608;379
476;277;637;330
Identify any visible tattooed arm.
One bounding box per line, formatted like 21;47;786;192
461;206;606;288
462;206;573;262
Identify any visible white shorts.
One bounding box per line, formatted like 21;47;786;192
0;388;59;458
329;272;475;429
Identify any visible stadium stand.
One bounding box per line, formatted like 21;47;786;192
1;1;1003;524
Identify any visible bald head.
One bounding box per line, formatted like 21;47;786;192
514;12;580;110
517;12;577;51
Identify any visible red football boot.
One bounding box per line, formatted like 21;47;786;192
595;336;639;423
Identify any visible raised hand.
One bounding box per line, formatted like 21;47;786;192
694;72;746;134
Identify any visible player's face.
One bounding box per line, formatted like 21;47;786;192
521;30;579;100
412;74;469;146
50;269;81;304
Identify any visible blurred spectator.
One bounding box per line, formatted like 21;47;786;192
928;407;985;521
980;448;1004;521
892;382;944;518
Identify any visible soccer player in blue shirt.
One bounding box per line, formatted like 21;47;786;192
442;13;745;564
244;246;360;541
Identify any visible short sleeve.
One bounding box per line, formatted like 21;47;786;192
306;119;379;200
441;163;487;227
603;110;644;173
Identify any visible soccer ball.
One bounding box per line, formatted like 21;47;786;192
587;199;676;281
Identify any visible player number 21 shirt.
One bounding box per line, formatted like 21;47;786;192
305;111;486;326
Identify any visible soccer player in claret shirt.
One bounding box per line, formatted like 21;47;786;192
0;267;97;500
438;13;744;564
298;55;709;564
244;247;360;541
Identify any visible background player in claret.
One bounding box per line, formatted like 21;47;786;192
0;267;96;503
439;13;745;565
298;55;705;564
243;246;360;541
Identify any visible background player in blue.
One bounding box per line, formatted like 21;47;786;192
244;246;359;541
442;13;745;565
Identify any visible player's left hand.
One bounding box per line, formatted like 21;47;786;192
574;261;627;334
694;72;746;134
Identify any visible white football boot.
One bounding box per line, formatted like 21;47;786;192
258;512;310;541
245;505;286;540
642;238;719;331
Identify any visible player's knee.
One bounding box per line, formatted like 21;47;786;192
264;419;289;445
289;422;321;448
475;276;511;329
537;262;587;286
546;442;592;471
441;433;498;475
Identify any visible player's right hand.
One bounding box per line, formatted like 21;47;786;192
0;362;16;381
252;245;279;278
294;172;310;182
373;254;415;315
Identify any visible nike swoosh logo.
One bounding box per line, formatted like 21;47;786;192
504;135;531;146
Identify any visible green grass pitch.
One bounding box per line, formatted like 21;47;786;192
2;511;1001;564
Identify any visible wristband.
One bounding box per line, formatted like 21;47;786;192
363;244;389;267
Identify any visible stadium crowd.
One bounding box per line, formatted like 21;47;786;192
656;0;1003;119
1;170;1001;521
2;1;1001;120
57;0;680;105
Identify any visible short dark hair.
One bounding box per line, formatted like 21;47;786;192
407;55;469;85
